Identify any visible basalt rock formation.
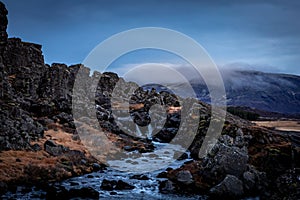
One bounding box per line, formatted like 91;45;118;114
0;2;106;190
0;2;158;190
0;2;7;52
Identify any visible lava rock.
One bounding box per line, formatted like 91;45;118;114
44;139;57;147
159;180;175;194
46;186;99;199
210;174;244;198
68;187;99;199
100;179;116;191
56;112;73;124
176;170;194;185
92;163;103;171
0;1;8;48
100;179;134;191
130;174;149;180
115;180;135;190
44;140;69;156
0;181;8;195
214;144;248;177
243;171;256;192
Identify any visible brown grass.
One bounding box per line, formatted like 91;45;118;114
254;120;300;132
0;150;58;182
0;123;93;183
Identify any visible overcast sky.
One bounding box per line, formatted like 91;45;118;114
2;0;300;75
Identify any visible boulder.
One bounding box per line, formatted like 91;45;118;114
130;174;149;180
176;170;194;185
46;186;99;199
242;171;256;191
100;179;134;191
100;179;117;191
210;174;244;198
68;187;99;199
159;180;175;194
44;140;69;156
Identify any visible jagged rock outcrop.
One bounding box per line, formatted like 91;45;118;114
0;3;105;189
158;118;296;198
0;2;8;52
2;39;45;99
0;3;47;150
210;174;244;198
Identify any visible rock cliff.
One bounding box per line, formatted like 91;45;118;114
0;2;104;189
0;2;7;52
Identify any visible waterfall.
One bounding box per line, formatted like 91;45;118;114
135;124;142;137
147;124;153;139
135;124;153;140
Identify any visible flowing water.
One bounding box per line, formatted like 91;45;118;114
2;145;202;199
2;125;205;199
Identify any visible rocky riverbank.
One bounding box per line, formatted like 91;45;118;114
0;1;104;193
159;124;299;199
0;1;299;199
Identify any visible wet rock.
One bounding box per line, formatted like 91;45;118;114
176;152;189;161
159;180;175;194
115;180;135;190
176;170;194;185
157;171;168;178
45;185;68;199
46;186;99;199
210;175;244;198
153;128;176;143
100;179;134;191
80;159;87;165
92;163;103;171
87;174;94;178
69;181;79;186
124;145;134;151
100;179;117;191
0;181;8;195
69;187;99;199
130;174;149;180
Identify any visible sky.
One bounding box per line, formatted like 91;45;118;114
2;0;300;75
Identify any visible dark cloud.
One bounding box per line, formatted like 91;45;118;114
1;0;299;75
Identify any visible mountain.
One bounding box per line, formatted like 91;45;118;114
168;70;300;115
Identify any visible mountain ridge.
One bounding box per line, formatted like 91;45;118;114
163;68;300;114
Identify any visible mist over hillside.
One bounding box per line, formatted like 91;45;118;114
161;67;300;114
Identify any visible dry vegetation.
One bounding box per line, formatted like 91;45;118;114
254;120;300;132
0;124;95;183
